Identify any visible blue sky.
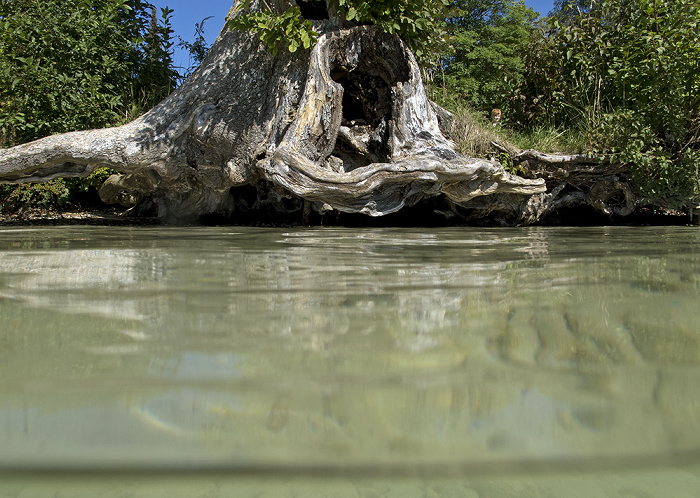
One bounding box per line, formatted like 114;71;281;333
152;0;556;71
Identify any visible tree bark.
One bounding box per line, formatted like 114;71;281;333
1;0;635;225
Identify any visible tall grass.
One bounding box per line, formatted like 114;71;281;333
508;125;592;154
429;88;595;157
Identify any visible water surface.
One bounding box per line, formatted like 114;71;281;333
1;226;700;494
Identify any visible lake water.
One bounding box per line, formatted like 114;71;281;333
1;225;700;496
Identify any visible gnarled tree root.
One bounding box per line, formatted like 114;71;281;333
511;149;636;223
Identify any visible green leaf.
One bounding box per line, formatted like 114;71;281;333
300;30;310;48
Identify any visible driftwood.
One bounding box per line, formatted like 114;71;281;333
511;149;635;223
0;0;639;225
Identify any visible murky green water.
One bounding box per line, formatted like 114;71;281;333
1;225;700;496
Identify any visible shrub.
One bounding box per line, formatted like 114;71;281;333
514;0;700;206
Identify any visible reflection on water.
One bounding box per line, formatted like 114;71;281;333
1;226;700;493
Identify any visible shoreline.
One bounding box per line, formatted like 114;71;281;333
0;208;162;227
0;206;696;228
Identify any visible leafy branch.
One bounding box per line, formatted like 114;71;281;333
228;3;317;55
228;0;448;56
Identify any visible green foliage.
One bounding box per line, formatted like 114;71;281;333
0;0;179;147
1;0;130;145
178;16;213;78
592;112;700;207
64;167;119;193
551;0;592;18
436;0;538;114
229;4;316;55
136;5;179;107
0;180;70;214
515;0;700;206
334;0;449;55
0;0;179;214
114;1;178;107
0;168;119;215
229;0;448;56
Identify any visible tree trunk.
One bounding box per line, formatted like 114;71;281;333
1;0;632;225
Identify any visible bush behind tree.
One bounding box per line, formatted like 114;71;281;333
0;0;181;215
431;0;538;119
513;0;700;207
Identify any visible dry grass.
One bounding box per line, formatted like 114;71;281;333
445;107;509;157
428;84;595;157
434;103;521;159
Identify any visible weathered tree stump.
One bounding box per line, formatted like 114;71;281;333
0;0;638;225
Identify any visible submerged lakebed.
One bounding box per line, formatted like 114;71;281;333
1;225;700;495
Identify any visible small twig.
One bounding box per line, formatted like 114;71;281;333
491;141;518;155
